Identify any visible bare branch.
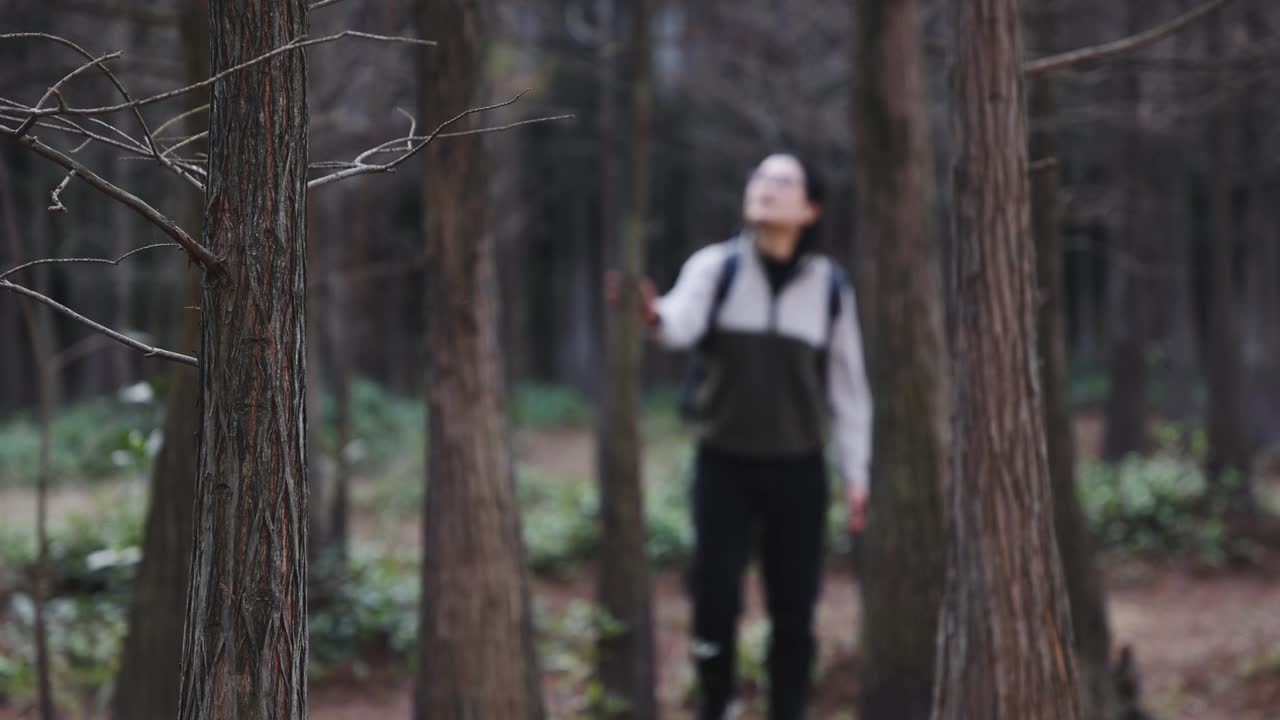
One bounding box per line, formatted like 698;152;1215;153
0;279;197;366
309;91;563;189
1;243;181;281
1025;0;1235;76
48;171;74;211
1;131;220;272
1;31;436;120
152;104;209;138
308;0;349;9
311;114;577;170
14;51;123;137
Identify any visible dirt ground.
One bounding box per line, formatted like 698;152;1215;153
4;417;1280;719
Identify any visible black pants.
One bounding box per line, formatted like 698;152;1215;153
689;444;828;720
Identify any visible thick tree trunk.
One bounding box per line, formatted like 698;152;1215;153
595;0;657;716
176;1;310;718
113;7;206;715
931;0;1079;717
849;1;948;718
412;1;545;716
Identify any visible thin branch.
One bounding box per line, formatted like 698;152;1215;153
1;31;436;120
308;0;349;9
1025;0;1235;76
1;243;181;281
0;279;197;366
310;91;554;189
48;171;75;211
14;51;122;137
311;114;577;169
1;131;220;272
0;112;206;192
152;104;209;138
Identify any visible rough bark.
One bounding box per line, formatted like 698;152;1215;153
1029;8;1126;719
112;5;206;716
595;0;657;716
931;0;1080;717
412;0;545;716
849;1;948;718
176;1;310;718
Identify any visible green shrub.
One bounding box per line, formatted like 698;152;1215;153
511;383;594;429
0;391;163;489
309;543;420;678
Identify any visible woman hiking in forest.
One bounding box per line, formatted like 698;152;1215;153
609;152;873;720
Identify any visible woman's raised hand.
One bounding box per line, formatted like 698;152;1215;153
604;271;660;328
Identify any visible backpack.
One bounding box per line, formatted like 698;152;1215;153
678;249;848;420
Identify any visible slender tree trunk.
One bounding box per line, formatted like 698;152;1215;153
113;6;206;715
176;1;310;717
596;0;657;716
1;149;55;720
849;2;948;718
1201;9;1253;511
412;0;544;716
1028;9;1129;718
1101;2;1151;461
931;0;1079;717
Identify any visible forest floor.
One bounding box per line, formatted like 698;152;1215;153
3;417;1280;719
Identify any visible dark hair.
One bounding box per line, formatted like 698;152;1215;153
786;151;826;254
748;150;827;255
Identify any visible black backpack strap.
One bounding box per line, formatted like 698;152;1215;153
680;248;740;420
702;250;740;348
825;262;847;346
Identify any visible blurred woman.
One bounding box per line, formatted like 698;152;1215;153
611;152;872;720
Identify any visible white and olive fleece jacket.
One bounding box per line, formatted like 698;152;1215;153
653;234;873;492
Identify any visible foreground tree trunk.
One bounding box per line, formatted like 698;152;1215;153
931;0;1079;717
113;5;206;716
412;0;545;716
849;1;948;718
596;0;657;716
1028;9;1125;719
177;1;310;717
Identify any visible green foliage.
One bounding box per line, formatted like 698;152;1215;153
510;383;594;429
313;378;425;471
0;390;163;489
308;543;420;679
0;593;128;713
1077;425;1262;565
536;599;630;719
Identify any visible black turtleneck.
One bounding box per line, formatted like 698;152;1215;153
760;251;801;294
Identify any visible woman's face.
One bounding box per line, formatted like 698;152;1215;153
743;154;819;229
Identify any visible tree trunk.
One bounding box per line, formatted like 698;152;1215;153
849;1;948;718
1101;1;1151;461
931;0;1079;717
176;1;310;717
596;0;657;716
114;277;201;720
1201;9;1253;511
113;6;206;715
412;0;545;716
1028;10;1127;719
